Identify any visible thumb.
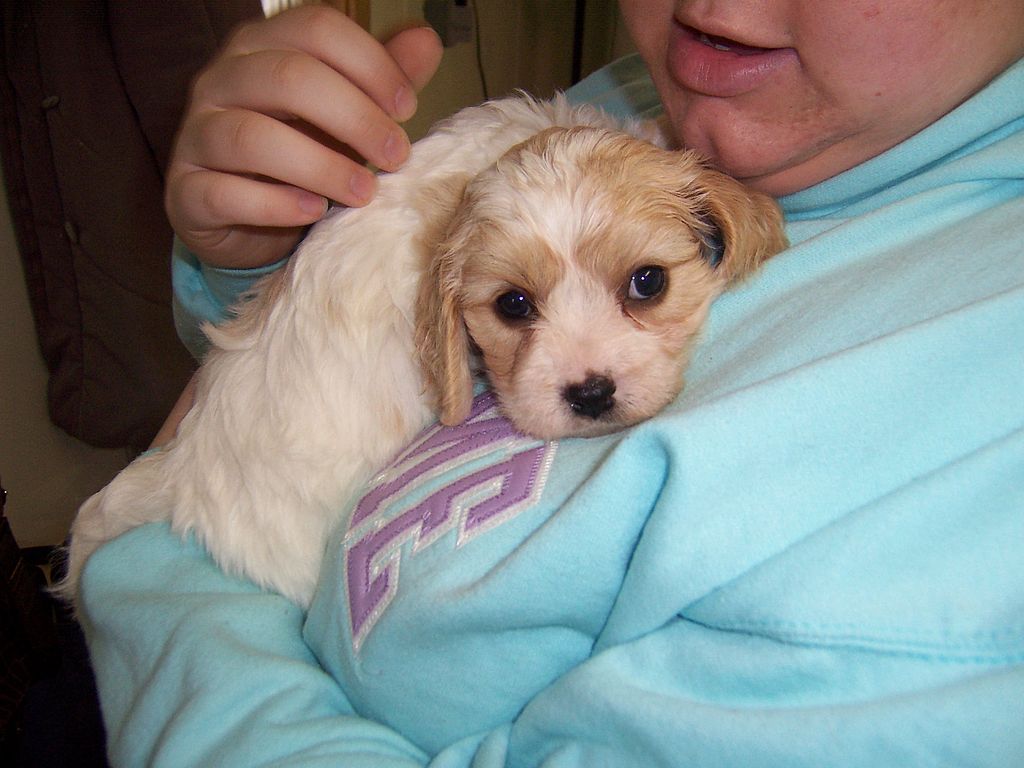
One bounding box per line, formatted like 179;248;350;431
385;26;444;94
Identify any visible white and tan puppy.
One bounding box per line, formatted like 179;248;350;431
61;96;786;609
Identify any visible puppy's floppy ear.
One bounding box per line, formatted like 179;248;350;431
691;165;788;283
415;180;477;427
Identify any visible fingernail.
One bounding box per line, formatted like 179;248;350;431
383;130;409;168
394;85;417;122
298;191;327;218
419;25;442;44
349;170;376;206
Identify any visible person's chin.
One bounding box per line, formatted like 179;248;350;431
656;86;826;196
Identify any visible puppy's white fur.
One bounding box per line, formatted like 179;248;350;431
61;96;785;609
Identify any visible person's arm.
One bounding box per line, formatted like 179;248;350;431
80;524;429;767
504;611;1024;767
79;9;446;764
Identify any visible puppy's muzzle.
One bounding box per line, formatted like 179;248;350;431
563;374;616;419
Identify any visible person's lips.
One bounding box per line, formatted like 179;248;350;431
667;22;797;98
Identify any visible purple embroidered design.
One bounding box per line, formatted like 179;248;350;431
344;393;556;650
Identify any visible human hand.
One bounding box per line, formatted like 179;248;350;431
165;6;443;269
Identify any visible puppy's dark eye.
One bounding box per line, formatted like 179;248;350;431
495;290;535;320
627;266;666;300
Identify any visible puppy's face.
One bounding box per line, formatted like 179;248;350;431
456;186;723;440
418;127;787;440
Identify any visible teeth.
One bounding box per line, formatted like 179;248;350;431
699;32;734;52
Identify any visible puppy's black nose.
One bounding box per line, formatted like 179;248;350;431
563;375;616;419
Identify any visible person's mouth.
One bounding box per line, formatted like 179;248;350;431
695;29;771;57
667;22;796;98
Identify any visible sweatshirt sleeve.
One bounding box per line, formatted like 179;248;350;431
504;613;1024;767
171;237;288;359
78;523;429;767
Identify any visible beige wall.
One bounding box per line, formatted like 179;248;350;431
0;0;634;550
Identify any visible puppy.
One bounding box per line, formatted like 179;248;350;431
60;95;786;610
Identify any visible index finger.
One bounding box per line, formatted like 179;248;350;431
226;6;421;123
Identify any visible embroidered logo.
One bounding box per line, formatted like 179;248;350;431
343;392;557;651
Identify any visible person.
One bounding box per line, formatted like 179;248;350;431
78;2;1024;765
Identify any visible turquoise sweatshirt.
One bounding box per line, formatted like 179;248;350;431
81;55;1024;767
